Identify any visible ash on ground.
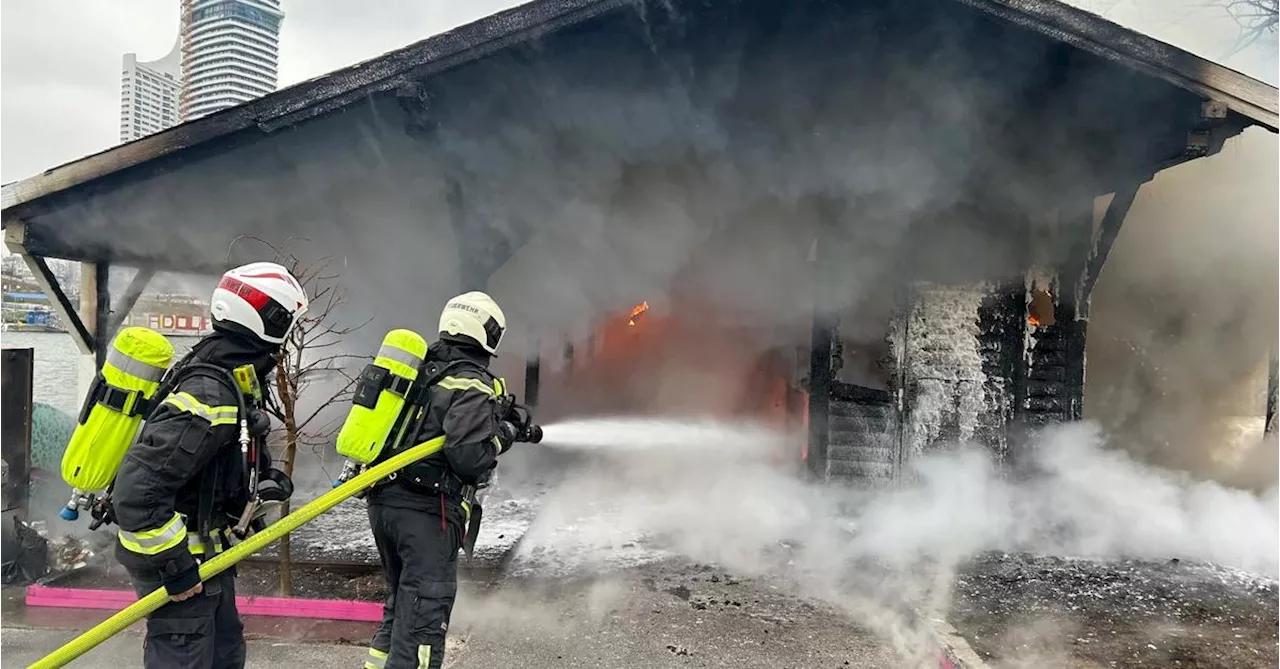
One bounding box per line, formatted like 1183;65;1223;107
949;553;1279;669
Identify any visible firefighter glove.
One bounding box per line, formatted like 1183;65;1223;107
496;420;520;454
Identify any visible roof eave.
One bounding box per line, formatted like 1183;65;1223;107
956;0;1279;131
1;0;625;216
2;0;1275;219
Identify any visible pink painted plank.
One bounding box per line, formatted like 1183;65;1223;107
25;585;383;622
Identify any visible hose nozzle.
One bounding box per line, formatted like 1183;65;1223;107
523;423;543;444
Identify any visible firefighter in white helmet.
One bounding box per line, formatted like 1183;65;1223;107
112;262;308;669
363;291;528;669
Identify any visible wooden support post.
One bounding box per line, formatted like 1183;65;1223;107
107;267;155;336
94;261;111;369
1057;180;1146;426
1077;182;1144;311
1;348;34;517
23;255;94;355
1060;201;1095;422
806;234;834;481
525;338;541;408
81;262;111;370
1266;347;1278;436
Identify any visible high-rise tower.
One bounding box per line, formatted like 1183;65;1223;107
119;39;182;142
179;0;284;121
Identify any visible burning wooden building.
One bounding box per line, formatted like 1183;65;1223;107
3;0;1276;483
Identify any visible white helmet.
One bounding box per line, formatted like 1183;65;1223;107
209;262;309;345
438;291;506;355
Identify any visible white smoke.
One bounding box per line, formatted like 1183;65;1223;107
510;418;1278;661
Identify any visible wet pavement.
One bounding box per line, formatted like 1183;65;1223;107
1;628;373;668
3;560;916;669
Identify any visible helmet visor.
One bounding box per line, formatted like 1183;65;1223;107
218;275;297;342
483;316;504;351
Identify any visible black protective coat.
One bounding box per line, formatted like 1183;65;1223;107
365;339;508;669
112;331;275;669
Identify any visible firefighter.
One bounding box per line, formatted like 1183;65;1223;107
364;291;523;669
112;262;309;669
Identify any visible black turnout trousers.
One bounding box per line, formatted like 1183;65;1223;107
133;569;244;669
367;503;461;669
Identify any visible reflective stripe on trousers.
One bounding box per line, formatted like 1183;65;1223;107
118;512;187;555
417;644;431;669
365;647;388;669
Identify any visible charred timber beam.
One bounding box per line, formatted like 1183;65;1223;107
807;312;833;479
107;267;155;337
1057;201;1094;422
807;232;834;480
26;255;94;355
1267;348;1278;436
1077;181;1144;308
4;220;95;354
525;338;541;408
96;262;111;368
830;381;892;406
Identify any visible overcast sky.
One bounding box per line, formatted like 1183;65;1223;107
0;0;1273;185
0;0;521;183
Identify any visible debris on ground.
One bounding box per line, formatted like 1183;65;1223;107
0;519;50;585
949;553;1279;669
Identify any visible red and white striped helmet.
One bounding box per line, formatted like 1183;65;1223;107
209;262;309;345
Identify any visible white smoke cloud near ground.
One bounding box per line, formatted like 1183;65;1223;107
515;418;1278;661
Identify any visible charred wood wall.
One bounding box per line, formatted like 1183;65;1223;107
827;384;898;481
1022;300;1074;426
817;280;1037;483
975;285;1024;465
895;284;989;461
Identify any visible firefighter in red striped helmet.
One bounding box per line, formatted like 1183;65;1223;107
112;262;308;669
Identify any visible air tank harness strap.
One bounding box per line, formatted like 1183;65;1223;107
91;383;147;417
78;340;172;423
77;378;152;424
351;365;416;412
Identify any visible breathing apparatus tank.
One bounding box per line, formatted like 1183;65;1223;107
59;327;175;520
333;329;428;486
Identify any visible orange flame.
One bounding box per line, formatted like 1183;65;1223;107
1027;287;1053;327
627;301;650;326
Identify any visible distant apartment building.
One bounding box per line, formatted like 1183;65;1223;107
180;0;284;121
119;40;183;143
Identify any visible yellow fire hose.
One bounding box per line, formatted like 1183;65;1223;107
31;436;447;669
